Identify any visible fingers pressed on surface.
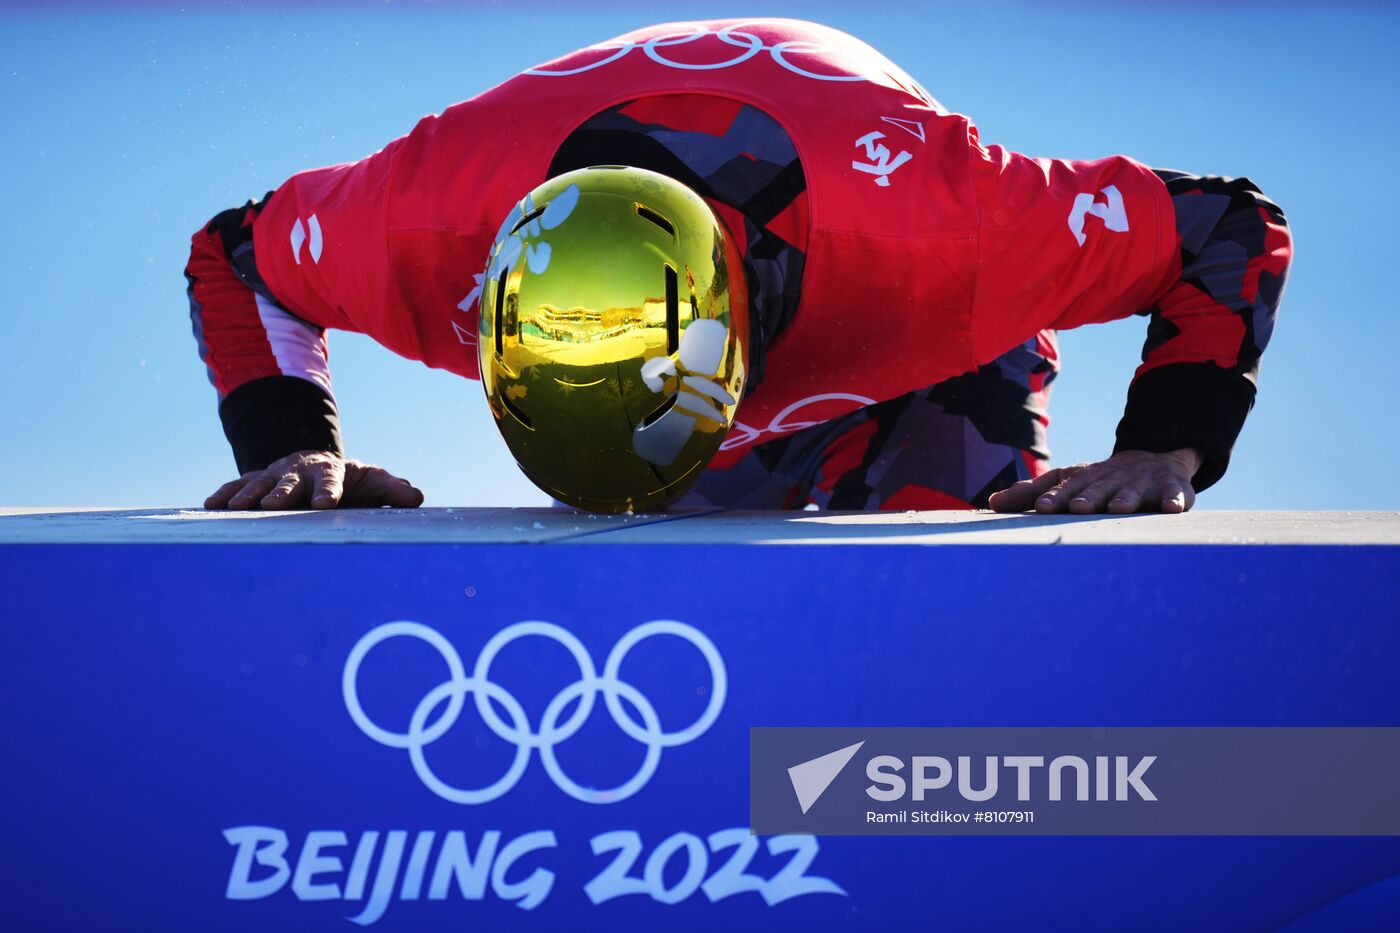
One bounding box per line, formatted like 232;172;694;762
227;473;279;510
311;459;346;509
341;467;424;509
1159;479;1194;514
986;488;1025;513
1068;482;1120;514
986;481;1027;513
989;468;1066;512
383;478;425;509
204;477;249;510
1035;471;1097;513
260;472;305;510
1107;486;1146;514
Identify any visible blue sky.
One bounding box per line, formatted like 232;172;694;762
2;1;1397;509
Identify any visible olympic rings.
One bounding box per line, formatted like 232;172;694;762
343;619;727;804
525;22;868;83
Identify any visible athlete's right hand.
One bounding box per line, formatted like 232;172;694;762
203;450;425;511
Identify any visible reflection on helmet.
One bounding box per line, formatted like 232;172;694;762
478;166;749;513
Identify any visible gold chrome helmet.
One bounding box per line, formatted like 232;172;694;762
479;166;749;513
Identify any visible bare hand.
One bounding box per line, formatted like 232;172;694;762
987;449;1200;515
203;450;425;511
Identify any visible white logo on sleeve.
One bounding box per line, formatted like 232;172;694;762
851;131;912;187
452;273;485;346
879;116;925;142
458;274;484;314
722;392;877;451
1068;185;1128;247
290;214;323;265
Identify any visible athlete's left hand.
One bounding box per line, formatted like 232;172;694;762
987;448;1201;514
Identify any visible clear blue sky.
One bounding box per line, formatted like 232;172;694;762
2;1;1397;509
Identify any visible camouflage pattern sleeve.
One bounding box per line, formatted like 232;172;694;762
184;196;344;474
1113;171;1293;491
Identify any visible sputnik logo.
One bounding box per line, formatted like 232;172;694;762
789;742;865;814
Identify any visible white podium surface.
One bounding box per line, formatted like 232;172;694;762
1;507;1396;545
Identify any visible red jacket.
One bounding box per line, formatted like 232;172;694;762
186;19;1282;483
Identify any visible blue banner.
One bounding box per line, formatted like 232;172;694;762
2;543;1398;930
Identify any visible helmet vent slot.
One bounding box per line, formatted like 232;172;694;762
501;394;533;429
511;207;546;235
637;205;675;237
641;391;679;428
664;265;679;354
494;265;510;357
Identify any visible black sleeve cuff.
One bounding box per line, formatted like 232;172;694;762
1113;362;1256;493
219;375;344;474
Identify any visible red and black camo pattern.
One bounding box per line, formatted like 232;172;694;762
680;172;1290;510
549;95;809;391
1136;170;1291;385
675;330;1058;510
